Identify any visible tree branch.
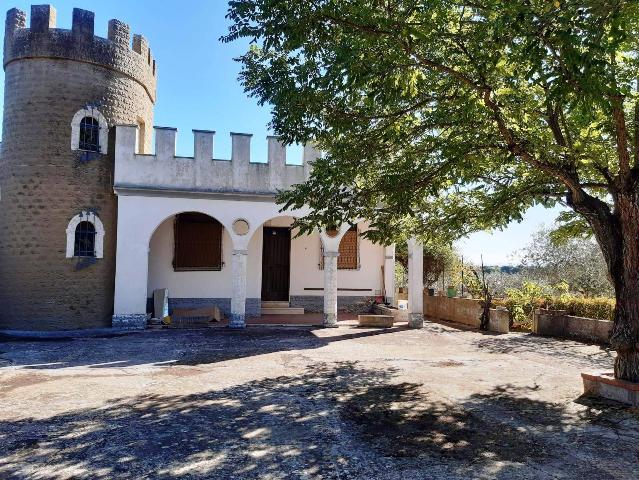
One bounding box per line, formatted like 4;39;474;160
610;94;632;180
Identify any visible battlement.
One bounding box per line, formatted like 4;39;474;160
114;125;319;196
4;5;156;102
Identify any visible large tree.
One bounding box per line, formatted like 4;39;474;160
224;1;639;380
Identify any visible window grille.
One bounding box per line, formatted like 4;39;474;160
79;117;100;152
173;213;223;271
74;221;96;257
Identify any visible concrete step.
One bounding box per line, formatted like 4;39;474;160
261;301;290;309
260;307;305;315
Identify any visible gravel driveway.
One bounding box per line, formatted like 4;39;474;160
1;321;637;479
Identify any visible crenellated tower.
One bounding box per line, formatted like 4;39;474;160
0;5;157;330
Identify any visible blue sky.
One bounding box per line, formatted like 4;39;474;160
0;0;562;265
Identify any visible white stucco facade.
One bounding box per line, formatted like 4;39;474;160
111;125;424;329
148;216;385;302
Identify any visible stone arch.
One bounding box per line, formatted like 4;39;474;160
65;211;105;258
70;106;109;154
147;210;232;249
113;197;310;328
147;210;231;287
319;219;365;252
246;214;301;244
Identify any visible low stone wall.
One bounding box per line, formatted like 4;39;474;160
146;298;261;318
533;309;612;344
372;304;409;322
488;309;510;334
112;314;148;330
423;295;509;334
290;296;375;314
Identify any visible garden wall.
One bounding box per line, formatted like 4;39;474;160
533;309;612;344
423;295;509;333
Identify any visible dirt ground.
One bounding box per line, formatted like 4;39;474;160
1;320;638;479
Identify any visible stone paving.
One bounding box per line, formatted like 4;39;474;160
1;320;638;479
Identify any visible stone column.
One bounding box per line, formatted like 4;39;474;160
230;249;248;328
384;244;396;306
407;237;424;329
323;251;340;327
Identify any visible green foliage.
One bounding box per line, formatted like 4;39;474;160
460;265;485;299
224;0;639;248
547;296;615;321
549;211;594;244
502;281;551;327
493;281;615;329
423;243;458;288
394;261;407;289
520;226;613;296
396;240;458;288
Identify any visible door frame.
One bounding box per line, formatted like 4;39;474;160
261;226;292;301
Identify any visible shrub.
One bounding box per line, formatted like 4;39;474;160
497;282;550;328
492;283;615;330
546;296;615;321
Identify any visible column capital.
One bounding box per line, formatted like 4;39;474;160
324;251;340;258
232;249;249;256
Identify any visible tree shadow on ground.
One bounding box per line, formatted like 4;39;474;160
0;326;407;370
1;362;638;479
471;333;614;370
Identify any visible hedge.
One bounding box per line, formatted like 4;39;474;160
493;295;615;326
546;296;615;321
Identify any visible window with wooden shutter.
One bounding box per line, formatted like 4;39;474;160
173;213;223;271
337;226;359;269
321;225;359;270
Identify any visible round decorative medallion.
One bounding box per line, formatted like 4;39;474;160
326;228;339;238
232;219;250;236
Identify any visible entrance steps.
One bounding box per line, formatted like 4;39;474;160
261;301;305;315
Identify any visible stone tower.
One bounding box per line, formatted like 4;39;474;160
0;5;156;330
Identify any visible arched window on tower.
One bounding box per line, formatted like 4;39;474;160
79;117;100;152
71;108;108;154
74;221;97;257
66;212;105;259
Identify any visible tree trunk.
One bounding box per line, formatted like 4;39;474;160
609;194;639;382
569;190;639;382
610;274;639;382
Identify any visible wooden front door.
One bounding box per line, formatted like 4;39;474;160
261;227;291;301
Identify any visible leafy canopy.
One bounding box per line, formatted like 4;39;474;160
224;1;639;245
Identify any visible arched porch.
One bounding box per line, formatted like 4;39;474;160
112;194;423;329
112;194;296;328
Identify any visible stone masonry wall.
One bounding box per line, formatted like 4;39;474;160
290;295;375;314
533;309;612;344
151;298;262;318
423;295;509;333
0;8;155;331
